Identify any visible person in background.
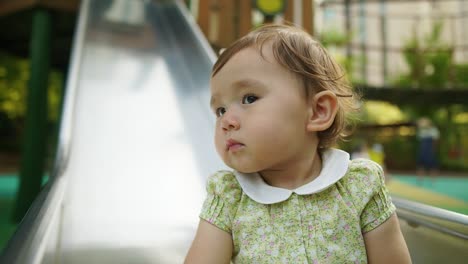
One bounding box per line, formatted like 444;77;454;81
416;117;440;185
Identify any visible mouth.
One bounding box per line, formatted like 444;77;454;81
226;139;244;152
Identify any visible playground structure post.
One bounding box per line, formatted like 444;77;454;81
13;8;52;223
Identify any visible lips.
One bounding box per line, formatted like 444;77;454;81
226;139;244;151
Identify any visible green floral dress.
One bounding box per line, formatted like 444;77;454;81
200;149;395;263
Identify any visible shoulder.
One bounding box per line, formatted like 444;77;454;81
338;159;386;206
200;171;243;232
206;170;242;202
345;158;384;186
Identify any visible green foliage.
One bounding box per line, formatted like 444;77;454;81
400;36;422;87
318;28;359;82
0;52;63;153
319;28;349;47
47;72;63;122
0;52;62;122
344;21;468;172
454;63;468;88
383;135;417;170
397;21;456;89
340;130;418;170
424;47;453;88
0;53;28;119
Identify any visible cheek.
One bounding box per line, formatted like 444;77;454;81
253;114;305;145
214;128;224;154
248;120;287;149
253;112;302;134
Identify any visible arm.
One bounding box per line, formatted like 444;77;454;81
364;213;412;264
185;219;233;264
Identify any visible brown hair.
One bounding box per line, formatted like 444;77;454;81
212;24;360;149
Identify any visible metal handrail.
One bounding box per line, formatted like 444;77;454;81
55;0;90;171
393;196;468;240
0;176;67;263
396;210;468;240
393;196;468;226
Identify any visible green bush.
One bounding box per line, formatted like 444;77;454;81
454;63;468;88
0;52;63;155
399;21;455;89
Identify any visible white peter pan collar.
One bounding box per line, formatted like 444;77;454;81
234;148;350;204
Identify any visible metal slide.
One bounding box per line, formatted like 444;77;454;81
1;0;467;263
2;0;224;263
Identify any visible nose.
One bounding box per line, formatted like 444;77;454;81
221;110;240;131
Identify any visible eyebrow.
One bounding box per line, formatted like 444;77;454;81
232;78;265;89
210;78;265;108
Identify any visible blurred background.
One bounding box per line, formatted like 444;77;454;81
0;0;467;255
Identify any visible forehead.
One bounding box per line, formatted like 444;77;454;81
210;44;292;91
221;45;276;73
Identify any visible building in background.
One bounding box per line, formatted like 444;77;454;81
190;0;468;88
316;0;468;87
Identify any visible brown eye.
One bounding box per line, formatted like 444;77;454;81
242;94;258;104
216;107;226;117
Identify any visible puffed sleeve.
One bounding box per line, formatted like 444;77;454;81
199;171;242;233
343;159;396;233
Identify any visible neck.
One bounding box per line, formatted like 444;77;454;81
259;149;323;190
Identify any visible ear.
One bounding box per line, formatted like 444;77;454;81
306;91;339;132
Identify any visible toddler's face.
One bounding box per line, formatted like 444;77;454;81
210;44;315;173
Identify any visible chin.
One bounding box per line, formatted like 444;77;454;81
223;157;260;173
235;168;255;174
227;163;258;174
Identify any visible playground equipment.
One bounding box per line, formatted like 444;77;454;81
1;0;467;263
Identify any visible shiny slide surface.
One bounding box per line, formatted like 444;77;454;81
56;0;224;263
